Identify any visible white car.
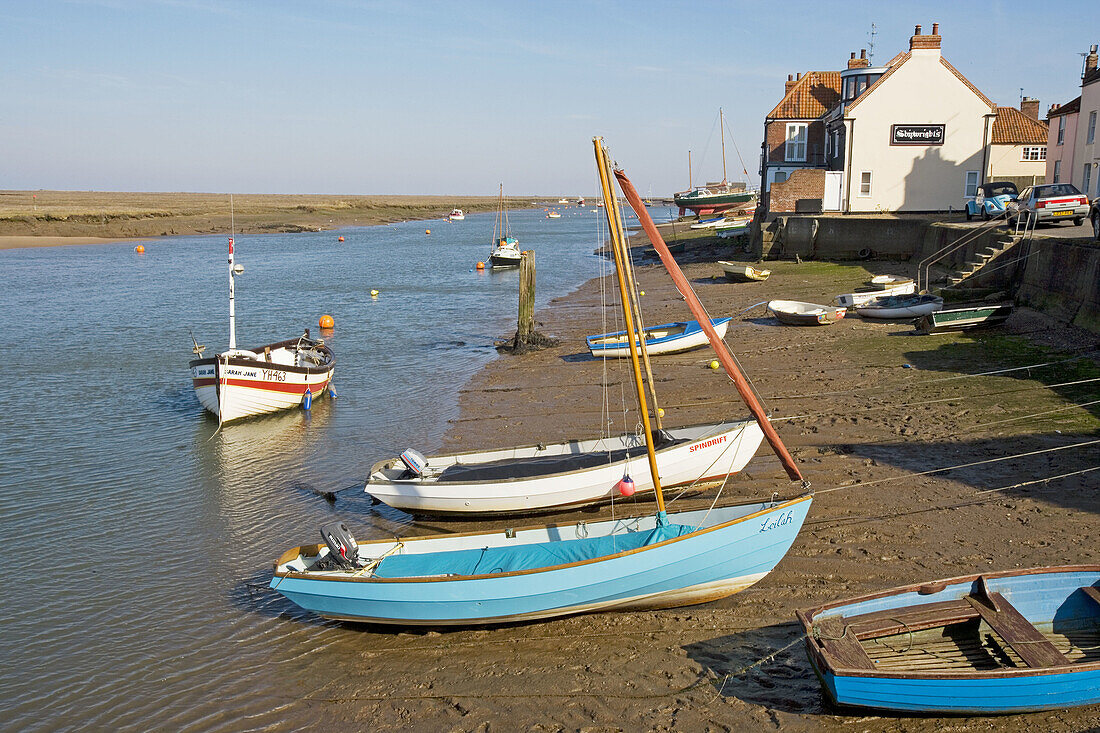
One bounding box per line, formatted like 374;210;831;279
1010;183;1090;226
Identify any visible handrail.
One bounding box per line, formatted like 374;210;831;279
916;214;1005;293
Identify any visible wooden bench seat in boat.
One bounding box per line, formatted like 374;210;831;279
435;437;687;482
965;590;1071;668
1080;585;1100;608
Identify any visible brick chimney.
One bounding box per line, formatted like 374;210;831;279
848;49;870;69
1020;97;1040;121
1086;44;1098;74
909;22;942;51
785;74;795;94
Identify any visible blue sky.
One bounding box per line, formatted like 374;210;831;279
3;1;1096;195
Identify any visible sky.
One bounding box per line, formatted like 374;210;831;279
3;1;1097;196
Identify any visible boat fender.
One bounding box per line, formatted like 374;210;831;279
400;448;428;477
302;389;312;410
320;521;359;569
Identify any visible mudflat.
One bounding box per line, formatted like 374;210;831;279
0;190;533;246
315;238;1099;730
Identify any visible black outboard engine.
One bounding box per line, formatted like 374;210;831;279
320;521;359;569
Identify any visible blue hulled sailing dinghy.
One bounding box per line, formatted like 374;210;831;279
269;139;812;626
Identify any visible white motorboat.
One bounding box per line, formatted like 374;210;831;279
448;208;465;221
189;234;334;424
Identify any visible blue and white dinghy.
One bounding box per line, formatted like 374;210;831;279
270;140;811;627
586;317;731;357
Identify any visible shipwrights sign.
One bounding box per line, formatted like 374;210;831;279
891;124;945;145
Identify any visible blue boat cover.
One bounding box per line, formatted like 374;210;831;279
374;523;697;578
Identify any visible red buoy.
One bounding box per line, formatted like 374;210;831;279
338;236;345;242
616;475;636;497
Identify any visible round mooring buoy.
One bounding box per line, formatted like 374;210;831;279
135;245;145;253
425;229;431;235
319;314;334;329
338;236;345;242
370;289;379;298
476;261;485;270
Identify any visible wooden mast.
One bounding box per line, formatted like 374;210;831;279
593;137;666;515
614;167;805;484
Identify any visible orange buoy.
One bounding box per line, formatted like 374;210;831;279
338;236;345;242
425;229;431;235
476;261;485;270
134;244;145;253
319;314;334;329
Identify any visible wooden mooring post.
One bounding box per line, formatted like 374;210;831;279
496;249;558;354
518;250;535;338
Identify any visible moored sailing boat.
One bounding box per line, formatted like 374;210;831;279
488;184;522;267
189;233;334;424
674;108;757;216
269;138;809;626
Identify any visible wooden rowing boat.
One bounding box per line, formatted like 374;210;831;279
868;274;914;289
586;317;731;357
797;566;1100;714
719;262;770;282
913;302;1014;334
768;300;846;326
835;281;916;308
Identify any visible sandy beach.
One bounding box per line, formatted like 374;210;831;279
318;234;1100;731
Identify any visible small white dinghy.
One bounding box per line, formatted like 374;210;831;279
835;281;916;308
856;294;943;319
719;262;770;282
767;300;846;326
869;274;914;289
587;318;731;357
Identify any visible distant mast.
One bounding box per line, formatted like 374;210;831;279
228;195;237;351
688;150;692;190
719;107;728;185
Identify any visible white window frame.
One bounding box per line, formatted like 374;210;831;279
1021;146;1046;162
1057;116;1066;145
1084;163;1093;198
858;170;872;197
785;123;807;162
1053;159;1061;183
1088;111;1097;145
964;171;979;198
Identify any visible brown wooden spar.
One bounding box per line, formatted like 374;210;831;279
613;168;805;483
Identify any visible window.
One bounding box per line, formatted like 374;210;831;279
1088;111;1097;145
1021;146;1046;161
1053;159;1061;183
858;171;872;197
774;171;788;184
785;123;807;162
1057;116;1065;145
1084;164;1093;198
964;171;979;198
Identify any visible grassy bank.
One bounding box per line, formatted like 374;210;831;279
0;190;544;240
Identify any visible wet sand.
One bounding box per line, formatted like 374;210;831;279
320;235;1100;730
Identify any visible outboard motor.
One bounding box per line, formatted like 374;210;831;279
320;521;359;569
399;448;427;478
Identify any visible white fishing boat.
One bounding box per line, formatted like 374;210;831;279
855;294;943;319
546;210;562;218
270;139;811;627
768;300;846;326
488;184;522;268
558;198;569;204
835;281;916;308
189;234;334;424
448;208;465;221
367;419;763;516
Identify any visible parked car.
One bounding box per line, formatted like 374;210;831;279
1091;197;1100;240
965;181;1018;221
1009;183;1090;226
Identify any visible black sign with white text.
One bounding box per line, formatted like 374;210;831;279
891;124;945;145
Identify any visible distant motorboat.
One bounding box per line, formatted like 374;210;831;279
558;198;569;204
768;300;846;326
546;210;562;218
719;262;770;282
448;208;465;221
855;294;943;319
587;317;732;358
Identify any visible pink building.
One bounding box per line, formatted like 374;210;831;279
1046;97;1078;184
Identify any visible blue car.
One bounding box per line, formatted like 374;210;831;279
965;181;1019;221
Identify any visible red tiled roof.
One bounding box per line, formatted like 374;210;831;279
991;105;1048;144
766;71;841;119
1048;96;1081;118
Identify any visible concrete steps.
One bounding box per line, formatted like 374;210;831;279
944;236;1017;287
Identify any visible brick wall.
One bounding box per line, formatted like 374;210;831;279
765;120;827;164
769;168;826;213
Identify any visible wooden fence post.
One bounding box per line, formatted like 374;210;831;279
518;250;535;338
